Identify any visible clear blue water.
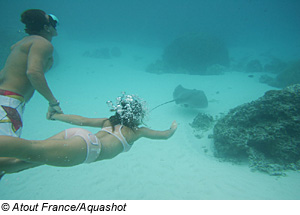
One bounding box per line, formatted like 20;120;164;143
0;0;300;200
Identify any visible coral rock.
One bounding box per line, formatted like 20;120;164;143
213;84;300;175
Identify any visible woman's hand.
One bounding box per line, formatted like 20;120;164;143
170;120;178;131
168;120;178;137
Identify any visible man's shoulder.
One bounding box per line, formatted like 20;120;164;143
29;36;53;51
30;36;52;47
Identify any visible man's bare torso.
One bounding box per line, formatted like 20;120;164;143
0;36;53;102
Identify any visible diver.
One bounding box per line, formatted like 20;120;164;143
0;93;177;173
0;9;62;179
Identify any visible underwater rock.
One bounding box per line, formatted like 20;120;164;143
245;59;263;73
273;60;300;88
83;48;111;59
205;64;227;75
259;60;300;88
213;84;300;175
259;74;274;85
190;113;214;130
146;60;164;74
146;33;229;75
264;57;287;74
190;113;214;139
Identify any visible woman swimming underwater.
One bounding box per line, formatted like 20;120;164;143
0;93;177;172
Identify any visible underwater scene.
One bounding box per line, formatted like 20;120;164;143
0;0;300;200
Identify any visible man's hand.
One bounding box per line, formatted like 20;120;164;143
47;104;63;120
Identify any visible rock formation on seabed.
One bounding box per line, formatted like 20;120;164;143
146;33;229;75
260;60;300;88
213;84;300;175
190;113;214;139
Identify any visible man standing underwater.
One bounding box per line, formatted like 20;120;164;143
0;9;63;179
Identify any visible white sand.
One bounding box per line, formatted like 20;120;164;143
0;39;299;200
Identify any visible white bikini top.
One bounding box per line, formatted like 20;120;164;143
101;125;132;152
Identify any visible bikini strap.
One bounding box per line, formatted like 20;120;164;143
102;126;125;148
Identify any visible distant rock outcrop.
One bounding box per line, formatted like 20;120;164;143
260;60;300;88
245;59;263;73
263;57;287;74
213;84;300;175
146;33;229;75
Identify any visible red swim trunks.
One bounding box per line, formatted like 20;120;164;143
0;89;25;137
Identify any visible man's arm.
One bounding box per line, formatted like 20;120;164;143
26;39;62;113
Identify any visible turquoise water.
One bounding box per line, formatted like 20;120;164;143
0;0;300;200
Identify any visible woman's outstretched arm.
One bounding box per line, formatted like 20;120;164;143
137;120;178;140
49;113;108;128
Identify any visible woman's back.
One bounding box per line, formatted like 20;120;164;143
96;124;137;160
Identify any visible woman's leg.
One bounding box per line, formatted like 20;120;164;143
0;135;87;167
0;157;41;174
46;130;66;140
0;131;67;174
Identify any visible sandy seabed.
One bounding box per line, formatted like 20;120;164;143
0;38;299;200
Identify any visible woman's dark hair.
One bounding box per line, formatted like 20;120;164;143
106;99;146;131
20;9;49;35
